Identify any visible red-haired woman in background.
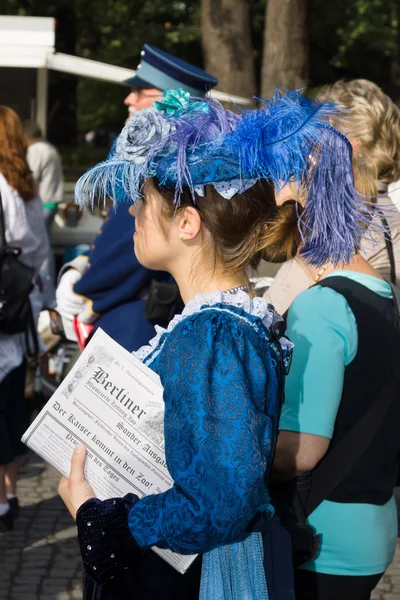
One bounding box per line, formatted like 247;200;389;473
0;106;48;532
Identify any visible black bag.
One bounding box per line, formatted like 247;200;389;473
270;475;321;568
0;189;37;344
144;279;183;324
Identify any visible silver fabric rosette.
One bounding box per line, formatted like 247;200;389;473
116;107;174;165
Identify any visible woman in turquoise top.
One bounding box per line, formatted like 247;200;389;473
270;79;400;600
274;252;400;599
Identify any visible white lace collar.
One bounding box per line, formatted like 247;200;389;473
135;289;290;363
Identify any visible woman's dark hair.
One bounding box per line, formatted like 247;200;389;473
155;178;304;271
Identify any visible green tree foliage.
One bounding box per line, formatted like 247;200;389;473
74;0;202;132
309;0;399;90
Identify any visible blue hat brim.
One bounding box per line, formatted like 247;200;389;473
124;74;156;89
124;44;218;96
124;73;207;97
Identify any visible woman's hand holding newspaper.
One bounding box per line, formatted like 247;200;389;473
58;443;95;519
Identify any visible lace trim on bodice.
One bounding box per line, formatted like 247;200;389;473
135;289;292;363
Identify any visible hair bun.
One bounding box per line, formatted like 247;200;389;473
260;201;303;264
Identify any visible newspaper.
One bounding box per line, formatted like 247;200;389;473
22;328;196;574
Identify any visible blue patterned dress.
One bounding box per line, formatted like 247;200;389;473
75;291;292;599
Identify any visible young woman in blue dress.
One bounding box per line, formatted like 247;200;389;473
56;89;373;599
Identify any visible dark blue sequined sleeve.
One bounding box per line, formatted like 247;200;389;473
127;308;280;554
76;494;144;584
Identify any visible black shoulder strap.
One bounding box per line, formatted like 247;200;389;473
0;189;7;255
390;282;400;325
24;302;40;359
381;216;396;284
304;278;400;517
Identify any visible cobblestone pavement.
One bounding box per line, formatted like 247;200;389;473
0;452;82;600
1;451;400;600
372;545;400;599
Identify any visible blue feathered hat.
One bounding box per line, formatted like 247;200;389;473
75;87;376;266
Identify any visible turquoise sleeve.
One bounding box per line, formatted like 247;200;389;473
279;286;358;438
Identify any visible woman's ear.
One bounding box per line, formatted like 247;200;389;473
275;181;300;206
177;206;202;241
348;136;360;156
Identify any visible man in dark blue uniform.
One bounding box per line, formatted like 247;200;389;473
55;46;217;351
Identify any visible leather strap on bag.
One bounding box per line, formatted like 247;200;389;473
377;181;396;285
0;186;8;254
381;216;396;285
24;302;40;359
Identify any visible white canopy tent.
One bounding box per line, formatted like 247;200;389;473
0;16;250;136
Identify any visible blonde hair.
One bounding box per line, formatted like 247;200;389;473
317;79;400;184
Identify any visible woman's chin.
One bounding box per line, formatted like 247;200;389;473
134;251;164;272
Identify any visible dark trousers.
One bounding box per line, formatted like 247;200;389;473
0;360;28;465
394;487;400;534
294;569;383;600
83;554;202;600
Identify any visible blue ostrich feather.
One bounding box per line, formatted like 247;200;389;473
225;90;339;184
74;158;145;207
298;125;376;266
223;89;378;265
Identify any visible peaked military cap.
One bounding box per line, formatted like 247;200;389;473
124;44;218;96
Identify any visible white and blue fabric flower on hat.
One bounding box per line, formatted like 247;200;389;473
115;107;175;165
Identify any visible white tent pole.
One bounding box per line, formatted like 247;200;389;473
47;53;251;106
36;66;48;137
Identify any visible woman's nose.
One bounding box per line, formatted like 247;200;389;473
129;204;137;217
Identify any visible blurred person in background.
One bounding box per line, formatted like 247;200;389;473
23;119;63;307
0;107;48;532
55;44;218;352
264;79;400;315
